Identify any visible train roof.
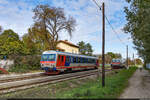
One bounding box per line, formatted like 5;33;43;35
42;50;98;59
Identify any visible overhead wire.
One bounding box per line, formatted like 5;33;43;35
92;0;102;10
92;0;127;46
105;16;127;46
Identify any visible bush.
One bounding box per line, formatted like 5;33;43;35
8;55;41;73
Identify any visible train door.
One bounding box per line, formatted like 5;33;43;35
56;55;65;66
56;55;61;66
60;55;65;66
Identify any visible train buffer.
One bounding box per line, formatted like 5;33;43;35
0;67;9;74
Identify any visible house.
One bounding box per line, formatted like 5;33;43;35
56;40;79;54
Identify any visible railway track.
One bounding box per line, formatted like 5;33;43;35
0;72;45;83
0;69;112;94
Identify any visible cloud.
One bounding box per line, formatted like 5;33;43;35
0;0;34;36
0;0;136;58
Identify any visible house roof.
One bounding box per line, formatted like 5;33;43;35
58;40;79;48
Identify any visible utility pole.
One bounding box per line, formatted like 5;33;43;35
133;53;135;65
102;2;105;87
126;45;128;68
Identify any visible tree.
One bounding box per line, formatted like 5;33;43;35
0;29;27;56
22;34;38;55
107;52;116;59
115;53;122;59
105;52;122;64
78;41;86;55
85;43;93;56
124;0;150;63
77;41;93;56
135;58;143;65
29;5;76;50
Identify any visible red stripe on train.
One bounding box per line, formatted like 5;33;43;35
112;62;120;64
40;61;56;63
56;66;96;69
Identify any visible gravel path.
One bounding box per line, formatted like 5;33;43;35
120;68;150;99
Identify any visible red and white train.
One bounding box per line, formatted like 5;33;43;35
40;50;99;74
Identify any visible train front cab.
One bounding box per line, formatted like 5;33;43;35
40;54;60;74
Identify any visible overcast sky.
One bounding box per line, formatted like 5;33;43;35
0;0;138;59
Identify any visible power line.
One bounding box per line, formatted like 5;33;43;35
92;0;127;46
92;0;101;10
105;16;127;46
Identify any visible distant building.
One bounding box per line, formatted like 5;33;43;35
56;40;79;54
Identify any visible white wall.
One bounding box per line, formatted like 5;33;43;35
0;60;14;70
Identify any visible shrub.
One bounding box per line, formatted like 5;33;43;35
8;55;41;73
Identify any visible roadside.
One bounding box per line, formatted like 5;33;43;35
120;68;150;98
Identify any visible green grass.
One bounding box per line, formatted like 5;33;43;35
0;67;137;98
55;67;137;99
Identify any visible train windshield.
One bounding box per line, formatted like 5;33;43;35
112;59;120;62
41;54;56;61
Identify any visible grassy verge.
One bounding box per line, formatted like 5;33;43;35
55;67;137;99
0;67;137;98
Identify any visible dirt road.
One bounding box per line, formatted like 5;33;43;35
120;68;150;98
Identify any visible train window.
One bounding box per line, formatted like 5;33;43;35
48;54;55;61
81;58;83;63
71;56;73;63
73;57;76;63
87;59;89;63
61;56;64;62
76;57;79;63
92;59;95;63
58;55;61;60
86;58;88;63
83;58;85;63
85;58;87;63
66;56;70;62
82;58;84;63
41;54;48;61
79;57;81;63
90;59;92;63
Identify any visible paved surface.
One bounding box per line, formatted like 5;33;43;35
120;68;150;99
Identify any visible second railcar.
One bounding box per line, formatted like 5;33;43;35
111;59;126;69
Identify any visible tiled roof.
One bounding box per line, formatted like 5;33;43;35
58;40;79;48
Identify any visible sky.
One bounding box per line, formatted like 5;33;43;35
0;0;138;59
